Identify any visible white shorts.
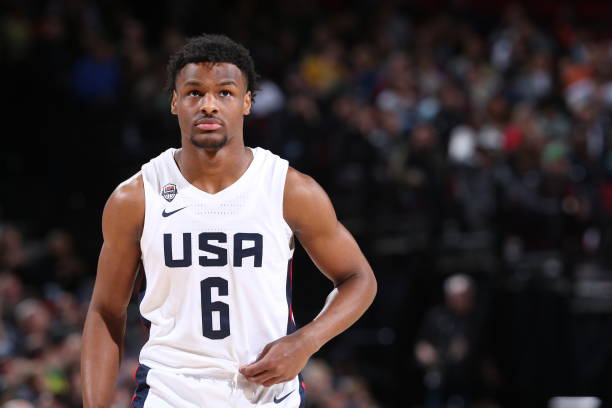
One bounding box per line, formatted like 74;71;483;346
131;364;306;408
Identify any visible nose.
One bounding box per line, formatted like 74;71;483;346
200;93;218;114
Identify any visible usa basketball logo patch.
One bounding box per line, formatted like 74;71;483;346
161;183;177;202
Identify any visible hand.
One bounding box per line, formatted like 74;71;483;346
239;331;317;387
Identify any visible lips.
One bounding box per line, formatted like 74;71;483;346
194;118;223;131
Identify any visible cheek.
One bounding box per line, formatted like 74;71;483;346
231;110;246;124
176;106;194;128
177;101;196;116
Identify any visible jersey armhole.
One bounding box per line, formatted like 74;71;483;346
279;162;295;253
139;171;155;258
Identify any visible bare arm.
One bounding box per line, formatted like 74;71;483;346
284;168;377;349
81;174;144;407
240;167;377;385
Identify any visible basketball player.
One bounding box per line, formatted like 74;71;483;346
81;34;377;407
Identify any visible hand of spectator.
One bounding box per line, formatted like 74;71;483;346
239;332;317;387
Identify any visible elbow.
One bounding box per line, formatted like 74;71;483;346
334;265;377;307
352;266;377;306
85;301;127;330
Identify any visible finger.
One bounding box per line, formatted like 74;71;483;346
245;370;277;385
242;368;267;380
262;376;283;387
240;358;270;377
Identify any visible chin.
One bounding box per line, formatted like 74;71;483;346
190;134;228;150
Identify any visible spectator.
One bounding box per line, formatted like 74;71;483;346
415;274;488;408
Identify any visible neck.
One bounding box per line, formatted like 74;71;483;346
174;142;253;194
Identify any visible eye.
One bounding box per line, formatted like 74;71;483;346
220;90;232;97
188;90;202;97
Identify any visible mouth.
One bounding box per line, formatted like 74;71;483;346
194;117;223;131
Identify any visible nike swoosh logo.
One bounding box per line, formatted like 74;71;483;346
162;207;186;217
273;390;294;404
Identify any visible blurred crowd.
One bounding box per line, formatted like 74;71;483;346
4;0;612;407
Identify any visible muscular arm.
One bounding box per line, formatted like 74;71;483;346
240;168;377;385
285;168;376;348
81;174;144;407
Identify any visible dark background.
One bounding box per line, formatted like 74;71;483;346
3;0;612;407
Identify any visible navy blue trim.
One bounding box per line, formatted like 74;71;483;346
298;372;306;408
136;270;151;329
286;258;296;334
286;259;306;407
131;364;151;408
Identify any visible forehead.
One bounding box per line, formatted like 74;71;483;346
176;62;247;88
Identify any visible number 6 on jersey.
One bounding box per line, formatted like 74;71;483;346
200;277;230;339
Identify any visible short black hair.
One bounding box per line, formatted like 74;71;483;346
166;34;258;100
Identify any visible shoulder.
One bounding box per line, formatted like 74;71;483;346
107;172;145;210
284;167;322;200
102;172;145;239
283;167;336;235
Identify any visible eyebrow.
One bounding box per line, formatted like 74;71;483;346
183;80;202;87
218;80;239;87
181;80;239;88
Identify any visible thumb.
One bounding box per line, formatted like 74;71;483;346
240;343;273;375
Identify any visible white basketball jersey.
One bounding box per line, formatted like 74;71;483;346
138;147;295;378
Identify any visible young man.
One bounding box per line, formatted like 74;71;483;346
81;34;377;407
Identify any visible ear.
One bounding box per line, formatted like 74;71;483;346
170;91;178;115
243;91;252;116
